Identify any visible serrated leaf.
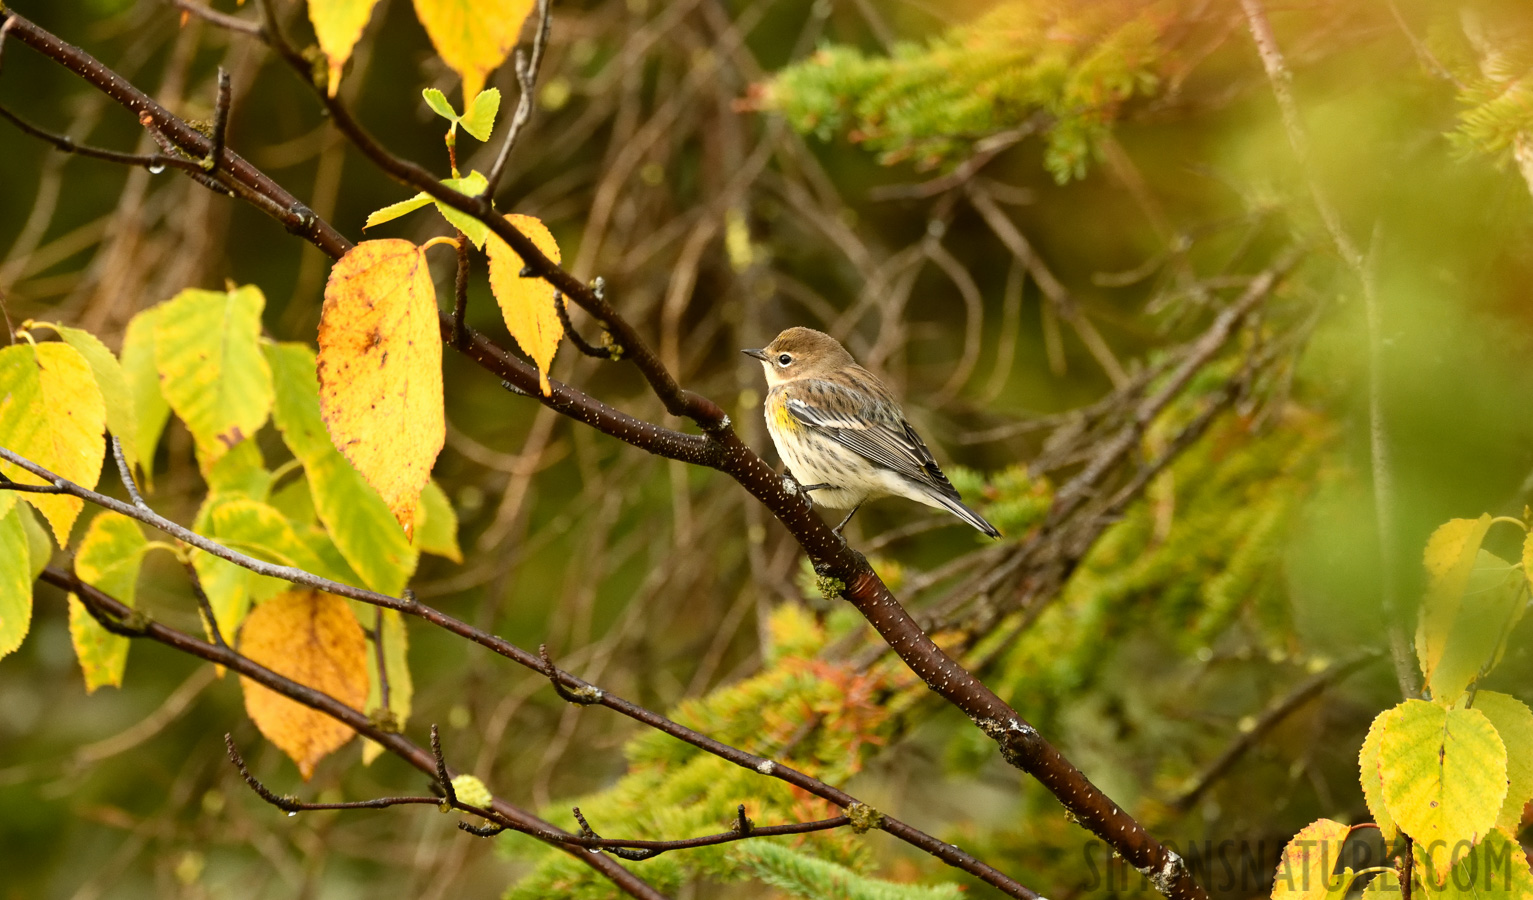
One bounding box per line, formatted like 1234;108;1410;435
67;512;147;692
422;87;459;122
1272;819;1351;900
1360;870;1398;897
458;87;500;141
120;306;170;484
411;0;534;103
414;478;461;562
1417;515;1493;686
1472;692;1533;832
208;497;354;584
318;240;445;539
238;589;369;779
0;505;34;660
153;285;273;471
0;341;107;544
487;213;562;395
1359;708;1399;843
267;343;418;596
359;606;411;765
364;192;435;230
1429;549;1524;702
54;325;140;479
1379;699;1506;884
310;0;385;96
436;171;490;248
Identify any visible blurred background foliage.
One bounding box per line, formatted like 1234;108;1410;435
2;0;1533;898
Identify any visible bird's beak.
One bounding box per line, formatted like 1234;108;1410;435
742;348;769;361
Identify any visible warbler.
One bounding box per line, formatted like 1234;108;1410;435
744;327;1000;538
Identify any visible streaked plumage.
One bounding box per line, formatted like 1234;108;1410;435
744;327;1000;538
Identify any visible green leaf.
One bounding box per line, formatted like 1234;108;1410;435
0;505;34;661
1472;691;1533;832
359;606;412;765
364;192;435;230
1379;699;1506;884
1417;515;1493;687
270;476;317;526
414;479;461;562
120;306;171;484
153;285;274;471
19;504;51;580
0;341;107;543
422;87;459;123
449;774;489;807
436;170;490;248
266;343;418;596
1359;870;1398;897
1428;549;1524;702
207;439;272;501
1359;708;1399;843
1272;819;1351;900
458;87;500;141
67;512;148;692
54;325;140;479
207;497;352;583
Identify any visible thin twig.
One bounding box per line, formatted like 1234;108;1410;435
0;105;205;175
555;292;617;359
203;67;232;173
181;559;227;648
166;0;263;36
373;606;392;722
111;436;148;510
453;233;470;349
1239;0;1417;698
225;735;441;813
483;0;553;197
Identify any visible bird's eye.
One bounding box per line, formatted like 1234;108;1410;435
776;353;792;367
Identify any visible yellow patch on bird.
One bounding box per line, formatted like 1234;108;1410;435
770;396;799;433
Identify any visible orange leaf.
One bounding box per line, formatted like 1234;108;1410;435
318;239;445;538
487;214;563;395
238;589;369;780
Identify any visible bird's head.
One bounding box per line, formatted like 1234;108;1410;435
742;327;854;386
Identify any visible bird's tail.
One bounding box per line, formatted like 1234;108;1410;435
931;491;1001;539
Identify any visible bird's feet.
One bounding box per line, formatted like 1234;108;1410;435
781;472;832;510
830;503;862;542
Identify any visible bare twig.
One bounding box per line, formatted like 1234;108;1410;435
166;0;263;36
1239;0;1417;698
110;436;148;510
484;0;553;197
202;67;232;173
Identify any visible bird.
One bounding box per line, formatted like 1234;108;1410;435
743;327;1000;539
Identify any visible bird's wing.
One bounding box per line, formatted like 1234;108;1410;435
785;383;961;501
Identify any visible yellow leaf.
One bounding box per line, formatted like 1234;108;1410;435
121;306;171;485
1358;709;1399;844
54;325;141;480
238;589;369;780
1472;691;1533;833
1416;515;1492;687
153;286;274;472
308;0;385;96
0;505;34;661
1379;699;1506;885
411;0;533;103
1272;819;1350;900
68;512;148;692
0;342;107;543
487;214;563;395
318;240;445;539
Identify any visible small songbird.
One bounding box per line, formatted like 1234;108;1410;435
744;327;1000;538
